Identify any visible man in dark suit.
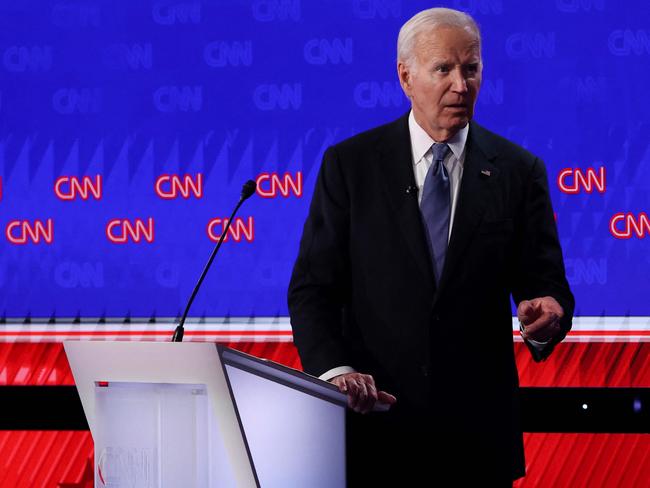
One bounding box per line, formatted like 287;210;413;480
288;7;574;486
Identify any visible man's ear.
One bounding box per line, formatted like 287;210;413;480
397;62;412;97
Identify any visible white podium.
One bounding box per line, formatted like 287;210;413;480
64;341;347;488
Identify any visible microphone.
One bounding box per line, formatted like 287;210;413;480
241;179;256;200
172;179;258;342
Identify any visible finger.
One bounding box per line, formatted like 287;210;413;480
345;378;359;409
361;374;377;390
352;380;369;412
524;315;562;342
378;391;397;404
518;300;539;324
541;296;564;319
517;300;531;320
354;374;377;414
359;381;378;413
333;376;348;393
518;297;564;325
525;310;559;335
346;378;362;410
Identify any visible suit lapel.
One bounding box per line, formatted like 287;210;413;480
376;114;436;287
435;123;500;297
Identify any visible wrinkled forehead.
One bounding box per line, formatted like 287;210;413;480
415;25;482;61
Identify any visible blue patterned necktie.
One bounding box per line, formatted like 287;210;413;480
420;143;451;284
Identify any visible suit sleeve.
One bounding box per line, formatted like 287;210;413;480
288;146;352;377
512;157;575;362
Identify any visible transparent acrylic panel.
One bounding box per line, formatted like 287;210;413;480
94;382;236;488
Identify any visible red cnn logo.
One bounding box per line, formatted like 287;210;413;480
610;212;650;239
54;175;102;200
207;217;254;242
6;219;54;244
106;218;155;243
557;167;606;194
256;172;302;198
155;174;203;199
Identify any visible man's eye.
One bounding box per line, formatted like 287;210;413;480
465;64;479;74
435;65;450;73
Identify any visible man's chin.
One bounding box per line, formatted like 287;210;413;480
446;116;471;132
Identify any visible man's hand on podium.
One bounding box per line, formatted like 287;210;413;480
330;373;397;414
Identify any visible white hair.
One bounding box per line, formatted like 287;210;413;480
397;8;481;70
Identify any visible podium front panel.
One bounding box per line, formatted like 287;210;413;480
224;364;345;488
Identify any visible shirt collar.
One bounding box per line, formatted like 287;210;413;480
408;110;469;165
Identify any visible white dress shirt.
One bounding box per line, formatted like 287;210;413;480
318;112;546;382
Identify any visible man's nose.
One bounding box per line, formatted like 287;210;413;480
450;67;468;93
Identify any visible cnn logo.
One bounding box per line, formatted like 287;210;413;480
155;174;203;199
557;167;606;194
610;213;650;239
54;175;102;200
6;219;53;244
255;172;302;198
106;218;155;243
207;217;254;243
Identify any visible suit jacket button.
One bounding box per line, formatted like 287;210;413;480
420;365;429;377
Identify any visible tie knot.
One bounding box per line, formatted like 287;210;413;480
430;143;450;163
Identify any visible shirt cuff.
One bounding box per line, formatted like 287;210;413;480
319;366;357;381
519;321;550;351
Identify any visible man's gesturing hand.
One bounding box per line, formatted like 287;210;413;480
518;296;564;343
330;373;397;414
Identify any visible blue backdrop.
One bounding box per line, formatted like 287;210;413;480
1;0;649;318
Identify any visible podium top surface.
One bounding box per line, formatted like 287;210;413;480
218;345;345;406
63;341;345;406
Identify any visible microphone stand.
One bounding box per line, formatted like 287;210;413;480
172;180;257;342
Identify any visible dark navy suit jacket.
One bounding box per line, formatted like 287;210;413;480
288;112;574;481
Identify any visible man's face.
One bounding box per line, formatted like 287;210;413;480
398;25;482;141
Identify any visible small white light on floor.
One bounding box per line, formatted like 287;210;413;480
582;403;588;410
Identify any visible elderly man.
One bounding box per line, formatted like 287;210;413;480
289;7;574;486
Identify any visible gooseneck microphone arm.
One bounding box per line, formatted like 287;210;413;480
172;180;257;342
